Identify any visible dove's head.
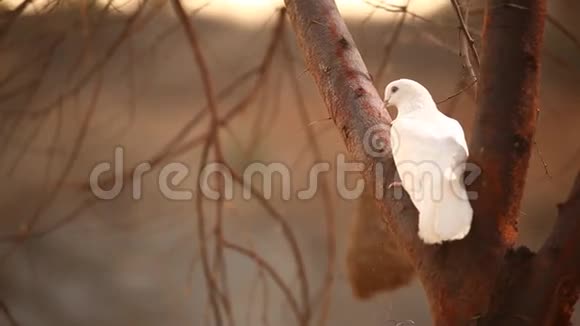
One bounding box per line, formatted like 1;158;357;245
383;79;435;116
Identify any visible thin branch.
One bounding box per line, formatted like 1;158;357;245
483;172;580;324
533;119;551;179
0;0;156;118
435;78;477;104
0;0;35;43
63;0;116;82
283;39;335;326
546;14;580;54
363;0;437;25
72;8;286;191
227;167;309;326
244;69;272;156
193;136;224;326
374;10;407;83
450;0;480;78
171;0;230;324
222;240;304;325
24;69;104;237
0;68;104;264
0;300;18;326
259;65;285;144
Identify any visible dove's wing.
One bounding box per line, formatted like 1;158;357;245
391;113;472;243
439;117;469;181
391;113;468;185
434;116;472;240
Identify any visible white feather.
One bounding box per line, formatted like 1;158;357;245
385;79;473;244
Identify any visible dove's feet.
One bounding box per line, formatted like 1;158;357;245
388;181;403;189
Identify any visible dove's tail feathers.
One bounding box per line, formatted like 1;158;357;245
433;178;473;242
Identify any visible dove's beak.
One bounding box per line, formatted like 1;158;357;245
383;97;391;109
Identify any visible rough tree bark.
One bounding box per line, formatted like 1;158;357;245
284;0;580;324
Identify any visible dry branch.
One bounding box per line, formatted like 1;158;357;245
223;240;304;325
0;0;35;42
76;8;286;191
546;14;580;54
374;11;406;83
0;0;157;118
283;41;335;325
435;78;477;105
171;0;231;324
450;0;481;73
483;173;580;325
227;168;310;325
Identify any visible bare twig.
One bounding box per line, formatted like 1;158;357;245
533;137;551;178
0;67;104;263
283;39;335;326
0;35;66;163
451;0;480;80
260;65;285;143
4;36;62;175
171;0;230;324
436;78;477;104
363;0;436;25
63;0;116;82
222;240;304;325
228;168;309;325
75;8;286;191
374;10;407;83
0;0;156;119
245;71;272;156
0;0;35;43
546;14;580;53
0;300;18;326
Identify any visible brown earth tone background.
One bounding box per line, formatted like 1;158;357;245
0;1;579;325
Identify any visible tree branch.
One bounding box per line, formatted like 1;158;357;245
450;0;480;82
482;172;580;325
470;0;546;248
533;173;580;323
546;14;580;54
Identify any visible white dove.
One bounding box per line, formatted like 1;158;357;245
384;78;473;244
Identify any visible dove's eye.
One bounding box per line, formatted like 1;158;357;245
391;86;399;93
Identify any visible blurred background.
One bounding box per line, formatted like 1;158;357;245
0;0;578;325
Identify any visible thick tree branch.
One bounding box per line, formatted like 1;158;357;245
470;0;546;247
283;0;423;258
540;173;580;324
283;1;445;312
482;173;580;325
544;173;580;280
